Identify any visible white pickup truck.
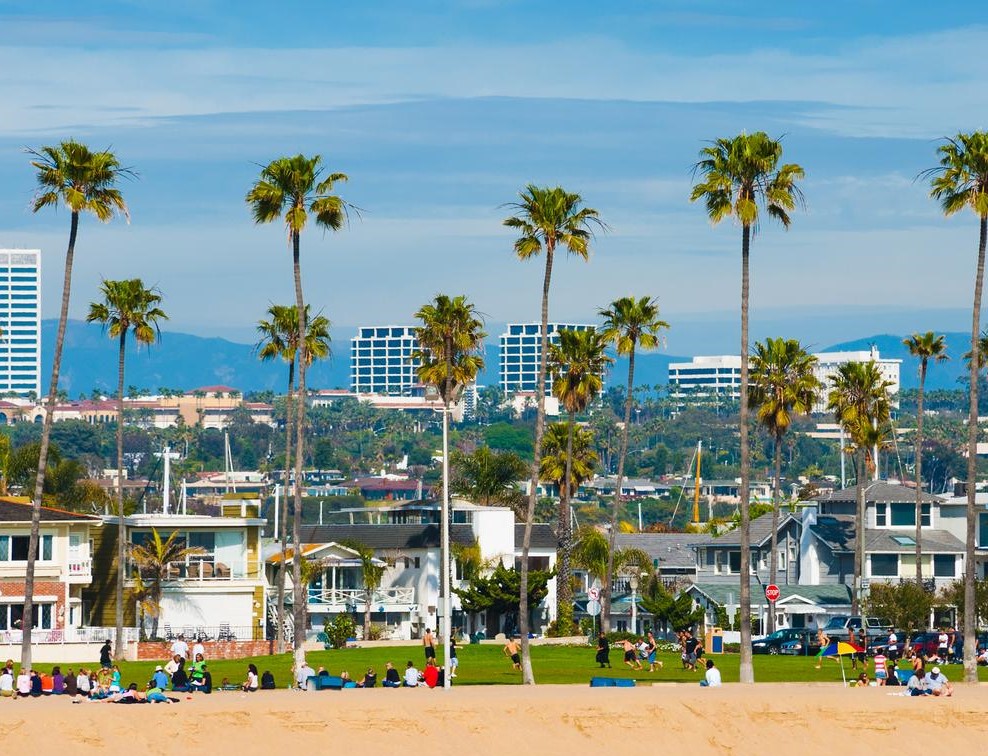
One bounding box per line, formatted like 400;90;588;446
821;615;892;641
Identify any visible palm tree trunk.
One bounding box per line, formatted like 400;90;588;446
275;361;294;654
915;362;926;586
767;434;782;633
22;210;79;668
853;448;866;615
441;347;452;690
365;591;372;641
963;214;986;684
520;245;554;685
291;230;307;653
115;330;127;655
738;223;753;684
605;343;636;633
556;413;576;635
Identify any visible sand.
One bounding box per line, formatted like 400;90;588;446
1;683;986;755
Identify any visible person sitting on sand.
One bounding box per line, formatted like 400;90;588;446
341;670;357;688
924;666;953;697
76;669;91;697
885;659;901;687
260;671;276;690
189;655;208;692
243;664;259;692
907;671;931;696
403;661;420;687
503;638;522;671
0;667;13;698
383;662;401;688
422;658;440;689
171;660;190;692
152;665;169;690
145;682;172;704
357;668;377;688
29;670;42;697
15;669;31;698
40;670;53;695
700;659;721;687
164;654;181;677
855;673;869;687
619;639;642;670
295;660;315;689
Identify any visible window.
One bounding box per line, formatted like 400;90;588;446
728;551;741;574
0;534;52;561
980;513;988;548
778;549;787;571
933;555;956;578
875;503;887;527
0;602;54;630
877;503;930;527
871;554;898;577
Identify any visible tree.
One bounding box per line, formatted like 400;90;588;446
413;294;485;689
865;582;934;636
571;526;650;595
503;185;603;684
749;337;819;632
129;529;205;639
340;541;386;641
454;562;553;628
23;141;131;668
87;278;166;654
256;303;330;653
903;332;948;584
246;154;351;654
689;131;804;684
925;131;988;684
450;446;527;512
539;421;599;635
547;327;612;635
599;296;668;632
638;576;705;632
940;579;988;631
827;361;893;615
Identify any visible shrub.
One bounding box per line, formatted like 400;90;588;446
324;614;358;649
366;623;387;641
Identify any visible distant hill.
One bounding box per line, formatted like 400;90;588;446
822;333;968;391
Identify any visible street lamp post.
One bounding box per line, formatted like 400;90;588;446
628;572;640;636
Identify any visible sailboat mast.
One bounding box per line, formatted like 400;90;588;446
692;440;702;524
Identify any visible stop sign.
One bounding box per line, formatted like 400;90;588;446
765;584;781;602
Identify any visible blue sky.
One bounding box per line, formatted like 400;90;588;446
0;1;986;352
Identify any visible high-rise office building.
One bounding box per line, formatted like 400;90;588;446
0;249;41;397
350;325;421;395
498;322;597;394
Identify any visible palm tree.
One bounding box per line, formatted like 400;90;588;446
689;132;803;684
341;540;387;641
129;529;205;640
22;141;131;667
827;361;893;616
925;131;988;684
246;154;351;652
749;337;820;632
451;446;528;512
598;296;668;631
903;332;948;585
503;185;603;683
571;526;650;611
87;278;167;653
256;304;330;653
413;294;485;689
547;328;612;635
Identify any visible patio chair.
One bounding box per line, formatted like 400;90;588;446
217;623;234;642
163;624;175;641
195;626;211;642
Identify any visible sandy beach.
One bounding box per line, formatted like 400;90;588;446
1;683;985;755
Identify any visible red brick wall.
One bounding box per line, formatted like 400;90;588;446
0;580;67;627
136;640;274;661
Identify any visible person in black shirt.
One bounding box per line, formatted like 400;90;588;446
171;660;189;692
99;640;112;669
382;661;401;688
596;632;611;668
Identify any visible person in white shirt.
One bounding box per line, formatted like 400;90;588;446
0;669;13;697
15;670;31;697
700;659;722;687
887;631;898;660
295;662;315;689
925;666;953;697
164;655;181;676
76;670;91;695
192;641;206;661
403;661;420;687
171;637;190;661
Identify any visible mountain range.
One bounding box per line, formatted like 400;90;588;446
41;320;967;396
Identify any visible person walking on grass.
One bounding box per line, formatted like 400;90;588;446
503;637;522;671
423;628;436;665
874;650;888;686
596;632;611;669
449;633;459;678
645;631;663;672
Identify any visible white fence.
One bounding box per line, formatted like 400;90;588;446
0;627;140;645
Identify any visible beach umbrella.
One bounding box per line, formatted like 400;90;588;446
817;641;864;686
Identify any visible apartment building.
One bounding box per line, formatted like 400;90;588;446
350;325;421;395
0;249;41;397
499;322;598;394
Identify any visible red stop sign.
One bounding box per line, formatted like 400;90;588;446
765;584;781;602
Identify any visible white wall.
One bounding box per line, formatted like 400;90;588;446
159;588;254;632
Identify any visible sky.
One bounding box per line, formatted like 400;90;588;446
0;1;986;352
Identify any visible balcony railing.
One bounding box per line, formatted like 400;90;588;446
67;558;92;577
0;627;140;645
159;559;247;581
306;587;416;608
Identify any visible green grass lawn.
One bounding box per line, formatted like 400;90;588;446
22;645;987;688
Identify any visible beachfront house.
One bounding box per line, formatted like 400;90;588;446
803;482;964;591
0;497;101;643
268;499;557;641
88;501;268;640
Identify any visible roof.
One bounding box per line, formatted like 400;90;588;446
298;523;476;550
515;524;557;550
701;512;800;547
813;482;941;505
614;533;707;569
350;478;421;491
689;582;852;608
810;515;965;554
186;385;239;394
0;498;100;523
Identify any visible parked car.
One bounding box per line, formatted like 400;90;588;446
904;631;988;660
821;615;892;641
780;635;824;656
752;628;814;655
